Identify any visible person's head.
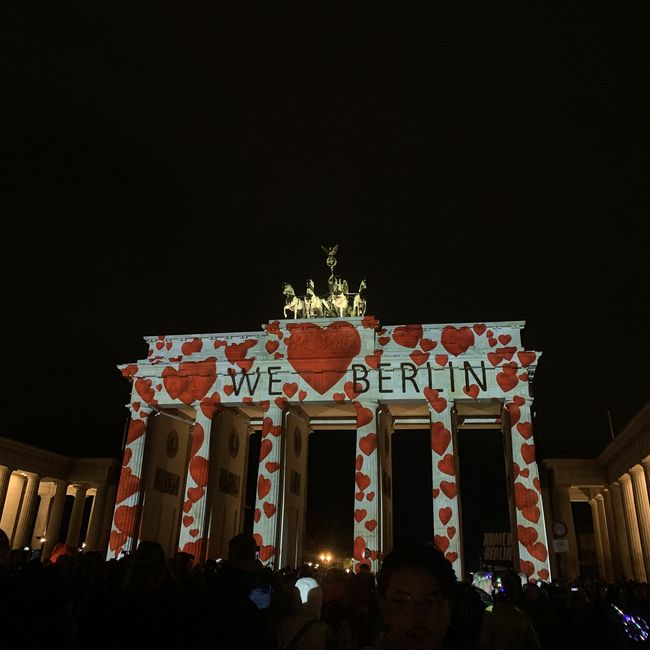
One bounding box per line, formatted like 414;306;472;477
378;542;456;649
295;576;324;619
472;571;493;595
228;533;257;572
495;570;523;604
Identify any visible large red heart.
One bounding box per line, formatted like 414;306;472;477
114;504;140;535
183;515;194;528
135;378;156;404
359;433;377;456
225;340;257;371
365;520;377;532
259;545;275;562
122;447;133;466
283;382;298;398
441;326;474;356
258;475;271;499
440;481;457;499
354;509;367;522
431;422;451;456
116;467;140;504
445;552;458;563
420;338;437;352
514;482;538;510
507;403;521;426
265;461;280;473
190;456;209;487
126;419;146;444
435;354;448;367
163;359;217;404
487;352;503;367
355;472;371;491
286;322;360;394
365;350;383;369
189;528;199;538
517;525;538;547
537;568;549;581
410;350;429;366
521;443;536;465
393;324;423;348
263;502;276;518
528;542;548;562
496;365;519;392
187;486;205;503
354;402;374;427
517;422;533;440
424;388;447;414
200;392;221;418
439;507;452;525
121;364;138;379
354;536;367;560
520;560;535;576
522;506;541;523
259;439;273;461
463;384;479;399
434;535;449;553
518;352;537;367
437;454;456;476
181;338;203;356
109;531;128;553
190;422;205;457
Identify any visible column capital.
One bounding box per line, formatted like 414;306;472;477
595;493;605;501
619;473;632;484
630;465;645;476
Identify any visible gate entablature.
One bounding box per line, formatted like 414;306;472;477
113;315;549;583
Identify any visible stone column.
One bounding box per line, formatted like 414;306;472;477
107;404;153;559
84;486;108;551
610;481;634;579
13;473;41;549
66;484;88;548
179;400;222;563
595;494;614;581
427;393;462;579
252;404;285;568
629;466;650;579
0;466;13;518
619;474;646;582
43;480;68;560
589;498;607;581
555;485;580;581
602;489;622;579
507;396;551;582
98;483;118;555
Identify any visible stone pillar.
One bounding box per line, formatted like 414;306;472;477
555;485;580;581
589;498;607;581
427;393;462;579
13;473;41;549
619;474;646;582
352;400;381;572
84;486;108;551
107;404;153;559
629;466;650;579
595;494;614;581
31;485;55;549
0;466;13;518
602;489;622;579
507;396;551;582
98;483;118;555
610;481;634;579
253;404;285;568
66;484;89;548
43;480;68;560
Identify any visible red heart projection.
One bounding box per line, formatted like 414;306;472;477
265;340;279;354
122;447;132;466
362;315;379;329
519;373;529;381
366;492;375;501
522;506;541;523
487;352;503;367
355;455;364;471
163;359;217;405
259;400;270;412
116;467;140;504
528;542;548;562
259;545;276;561
507;403;521;426
183;515;194;528
254;509;261;523
181;338;203;356
131;402;141;413
393;324;423;348
225;340;257;371
189;528;199;538
488;337;497;347
514;482;539;510
533;477;541;492
521;443;536;465
359;433;377;456
435;354;448;367
355;472;371;491
496;346;516;361
365;520;377;532
354;509;368;522
354;536;367;560
182;500;192;513
126;419;146;444
135;378;156;404
424;389;447;414
517;525;538;547
200;393;221;418
264;321;283;338
441;326;474;356
109;531;128;553
355;492;365;501
187;486;205;503
410;350;429;366
283;382;298;398
345;381;362;400
354;402;373;427
114;505;140;535
513;395;525;406
265;461;280;473
434;535;449;552
420;338;437;351
432;488;440;498
190;456;209;487
275;397;287;409
437;454;456;476
223;385;234;396
473;324;487;335
190;422;205;457
299;390;307;401
498;334;512;345
286;322;361;394
259;439;273;461
333;393;346;403
496;364;519;392
520;560;535;576
447;526;456;539
439;507;453;525
262;417;282;437
365;350;383;368
440;481;457;499
517;422;533;440
263;502;276;518
445;552;458;563
258;476;271;499
538;569;549;581
463;384;479;399
518;351;537;367
121;364;138;379
431;422;452;455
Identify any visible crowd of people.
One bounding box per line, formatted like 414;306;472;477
0;526;648;649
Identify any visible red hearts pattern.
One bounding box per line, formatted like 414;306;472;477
424;388;447;414
359;433;377;456
430;422;452;455
441;326;474;356
393;324;423;348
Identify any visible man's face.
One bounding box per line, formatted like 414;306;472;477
380;566;451;650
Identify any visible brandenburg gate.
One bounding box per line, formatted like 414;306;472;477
108;247;551;581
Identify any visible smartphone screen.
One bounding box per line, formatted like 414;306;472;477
249;584;271;609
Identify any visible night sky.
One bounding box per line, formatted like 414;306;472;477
3;3;648;552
